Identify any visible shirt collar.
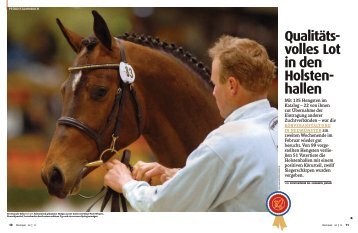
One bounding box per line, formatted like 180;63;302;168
224;99;271;124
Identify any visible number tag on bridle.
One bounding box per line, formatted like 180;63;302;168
119;62;135;84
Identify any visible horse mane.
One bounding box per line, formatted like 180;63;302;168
116;33;213;87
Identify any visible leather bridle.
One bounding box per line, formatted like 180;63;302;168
58;40;142;165
57;40;141;211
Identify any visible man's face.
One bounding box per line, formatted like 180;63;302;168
211;58;231;118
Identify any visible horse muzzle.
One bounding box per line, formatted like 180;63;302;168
41;164;86;199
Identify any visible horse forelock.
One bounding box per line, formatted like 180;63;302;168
81;36;98;51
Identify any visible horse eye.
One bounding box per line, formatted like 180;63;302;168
90;86;108;100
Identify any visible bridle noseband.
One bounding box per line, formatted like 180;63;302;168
57;40;142;167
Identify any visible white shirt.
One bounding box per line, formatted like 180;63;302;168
123;99;278;211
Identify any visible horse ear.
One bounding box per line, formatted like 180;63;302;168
56;18;83;53
92;10;113;51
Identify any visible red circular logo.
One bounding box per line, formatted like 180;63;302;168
266;191;291;216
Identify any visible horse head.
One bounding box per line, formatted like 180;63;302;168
41;11;143;198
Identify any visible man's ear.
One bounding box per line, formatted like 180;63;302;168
228;77;239;95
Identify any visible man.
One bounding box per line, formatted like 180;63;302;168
104;35;278;211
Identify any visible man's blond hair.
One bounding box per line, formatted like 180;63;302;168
209;35;275;93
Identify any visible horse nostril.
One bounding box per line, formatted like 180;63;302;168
49;166;64;186
41;170;48;185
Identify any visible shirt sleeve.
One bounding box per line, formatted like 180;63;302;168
122;143;232;211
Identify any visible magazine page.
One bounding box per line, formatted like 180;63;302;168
2;0;357;232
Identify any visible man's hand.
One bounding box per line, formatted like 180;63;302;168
132;161;180;185
104;160;133;193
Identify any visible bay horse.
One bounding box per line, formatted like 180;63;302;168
41;11;222;199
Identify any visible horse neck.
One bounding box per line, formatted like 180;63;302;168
125;41;222;167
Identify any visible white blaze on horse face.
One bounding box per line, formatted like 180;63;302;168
72;71;82;92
